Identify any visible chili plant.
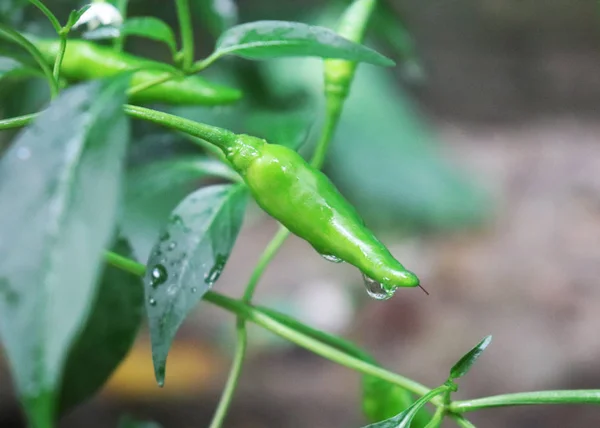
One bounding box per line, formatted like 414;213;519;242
0;0;599;427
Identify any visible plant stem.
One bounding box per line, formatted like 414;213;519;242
208;319;248;428
28;0;61;33
175;0;195;71
104;251;145;276
52;32;68;83
242;226;290;302
113;0;129;51
310;95;343;169
0;24;58;98
449;390;600;413
123;104;236;150
202;291;438;403
450;414;477;428
424;405;445;428
0;114;38;131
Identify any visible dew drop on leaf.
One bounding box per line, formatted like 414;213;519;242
204;254;227;286
160;231;170;242
167;242;177;251
362;273;395;301
150;264;168;288
320;253;343;263
148;297;157;306
190;286;197;293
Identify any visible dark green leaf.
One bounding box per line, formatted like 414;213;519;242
58;238;144;415
195;0;238;38
363;386;447;428
145;184;248;385
0;77;129;424
214;20;394;66
256;306;430;427
120;17;177;54
449;335;492;380
122;155;238;261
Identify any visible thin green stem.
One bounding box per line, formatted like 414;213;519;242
104;251;145;276
450;414;477;428
208;319;248;428
310;95;343;169
202;291;438;403
113;0;129;51
0;114;37;131
424;405;445;428
450;390;600;413
189;52;221;74
0;24;58;98
127;72;173;97
242;226;290;302
52;33;68;83
28;0;61;33
175;0;195;71
123;104;236;150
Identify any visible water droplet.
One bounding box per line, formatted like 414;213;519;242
167;242;177;251
150;264;168;288
156;363;166;387
16;147;31;160
171;215;184;227
321;253;343;263
191;286;197;293
154;249;162;257
160;231;170;242
204;254;227;285
148;297;157;306
362;273;395;301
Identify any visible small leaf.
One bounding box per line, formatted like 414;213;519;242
0;76;129;424
58;238;144;415
449;335;492;380
195;0;238;37
122;155;239;260
120;17;177;54
214;20;394;66
145;184;248;385
363;386;447;428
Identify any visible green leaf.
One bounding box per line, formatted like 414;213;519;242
145;184;248;385
363;386;447;428
449;335;492;380
122;155;238;261
256;306;430;427
0;76;129;425
58;238;144;415
120;17;177;54
214;20;394;66
195;0;238;38
0;56;40;79
244;108;314;150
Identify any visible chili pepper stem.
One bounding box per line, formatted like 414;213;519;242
175;0;195;71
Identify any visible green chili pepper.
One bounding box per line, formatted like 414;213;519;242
124;105;421;296
226;134;420;294
33;39;242;105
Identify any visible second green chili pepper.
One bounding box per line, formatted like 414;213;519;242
226;134;420;295
33;38;242;105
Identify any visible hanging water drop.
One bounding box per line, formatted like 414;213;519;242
150;264;168;288
148;297;157;306
320;253;343;263
362;273;395;301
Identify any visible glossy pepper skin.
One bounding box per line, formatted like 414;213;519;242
225;134;420;291
34;39;242;105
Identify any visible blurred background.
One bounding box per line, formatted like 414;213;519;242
2;0;600;426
